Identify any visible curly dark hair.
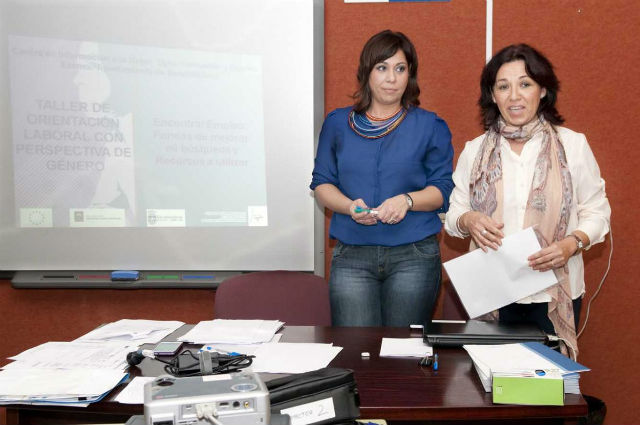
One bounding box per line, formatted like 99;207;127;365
352;30;420;113
479;43;564;131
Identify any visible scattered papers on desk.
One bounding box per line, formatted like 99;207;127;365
75;319;185;344
464;342;589;394
178;319;284;344
200;333;283;356
0;318;182;407
114;377;155;404
443;227;558;318
0;368;127;406
5;341;135;370
379;338;433;358
251;343;342;373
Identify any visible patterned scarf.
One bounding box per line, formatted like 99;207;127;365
469;116;578;357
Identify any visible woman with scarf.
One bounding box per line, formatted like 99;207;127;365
445;44;610;357
311;30;454;327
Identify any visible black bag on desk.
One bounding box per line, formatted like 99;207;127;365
266;367;360;425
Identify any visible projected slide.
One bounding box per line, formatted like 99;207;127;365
9;35;267;228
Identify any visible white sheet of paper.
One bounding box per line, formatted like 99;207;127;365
251;343;342;373
178;319;284;344
199;333;283;356
114;377;155;404
379;338;433;358
443;227;558;318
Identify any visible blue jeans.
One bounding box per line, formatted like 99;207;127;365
329;235;441;327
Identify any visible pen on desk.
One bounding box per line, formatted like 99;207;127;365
354;206;379;215
433;353;439;371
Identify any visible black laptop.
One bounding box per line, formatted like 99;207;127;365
423;320;547;347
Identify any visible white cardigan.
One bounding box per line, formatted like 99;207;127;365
445;126;611;302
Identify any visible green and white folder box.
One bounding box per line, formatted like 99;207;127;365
492;370;564;406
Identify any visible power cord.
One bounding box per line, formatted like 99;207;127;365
577;226;613;339
149;350;254;377
547;334;577;361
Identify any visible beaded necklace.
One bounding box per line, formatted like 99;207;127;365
348;107;407;139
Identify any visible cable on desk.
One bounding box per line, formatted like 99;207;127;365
156;350;254;377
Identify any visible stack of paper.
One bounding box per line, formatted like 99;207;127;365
464;342;589;395
0;319;185;406
4;341;135;370
177;319;284;344
0;368;128;406
75;319;185;344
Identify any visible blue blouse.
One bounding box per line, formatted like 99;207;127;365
310;106;454;246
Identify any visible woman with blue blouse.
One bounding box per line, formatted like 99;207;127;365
310;30;454;326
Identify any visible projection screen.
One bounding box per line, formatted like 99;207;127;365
0;0;323;273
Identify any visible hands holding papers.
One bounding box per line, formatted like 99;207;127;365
443;227;558;318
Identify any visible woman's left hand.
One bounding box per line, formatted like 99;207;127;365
375;195;409;225
528;238;576;272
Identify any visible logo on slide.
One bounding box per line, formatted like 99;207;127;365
19;208;53;228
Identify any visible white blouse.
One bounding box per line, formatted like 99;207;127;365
445;126;611;302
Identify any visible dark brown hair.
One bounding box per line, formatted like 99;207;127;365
353;30;420;113
479;43;564;130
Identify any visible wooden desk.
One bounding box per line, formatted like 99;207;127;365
6;326;588;425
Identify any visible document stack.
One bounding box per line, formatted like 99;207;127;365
0;319;184;406
464;342;589;405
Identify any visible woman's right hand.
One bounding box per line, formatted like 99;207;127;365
350;199;377;225
459;211;505;252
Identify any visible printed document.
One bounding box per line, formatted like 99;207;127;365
74;319;185;344
443;227;557;318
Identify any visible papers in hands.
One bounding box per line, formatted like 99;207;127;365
443;227;558;318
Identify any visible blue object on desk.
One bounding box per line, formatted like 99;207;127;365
201;346;241;356
433;353;439;371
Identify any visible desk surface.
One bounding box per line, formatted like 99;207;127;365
6;326;588;424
